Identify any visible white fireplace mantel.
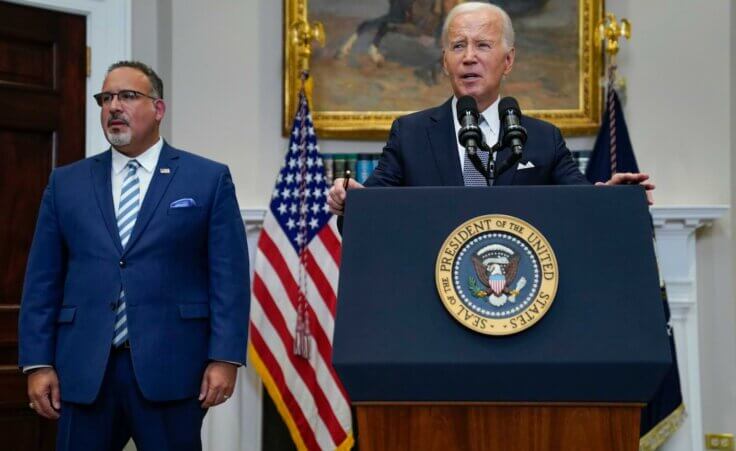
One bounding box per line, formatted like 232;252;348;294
650;206;728;451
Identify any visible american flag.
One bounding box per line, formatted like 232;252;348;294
248;88;354;450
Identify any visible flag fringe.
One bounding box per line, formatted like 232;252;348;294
639;403;687;451
248;343;355;451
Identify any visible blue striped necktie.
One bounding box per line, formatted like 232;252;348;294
113;160;140;347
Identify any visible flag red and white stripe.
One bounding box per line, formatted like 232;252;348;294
248;88;353;450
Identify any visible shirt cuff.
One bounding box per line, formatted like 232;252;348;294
23;365;53;374
214;360;242;367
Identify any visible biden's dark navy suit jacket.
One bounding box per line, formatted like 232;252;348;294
365;98;589;187
19;142;250;404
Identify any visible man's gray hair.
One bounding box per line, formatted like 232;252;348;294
441;2;515;50
107;60;164;99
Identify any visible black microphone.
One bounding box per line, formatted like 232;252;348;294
499;96;527;157
456;96;483;156
495;97;528;178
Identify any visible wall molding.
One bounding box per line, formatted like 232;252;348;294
242;208;267;225
652;206;727;228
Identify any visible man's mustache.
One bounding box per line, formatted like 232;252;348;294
107;115;129;126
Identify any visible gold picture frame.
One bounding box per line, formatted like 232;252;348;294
284;0;603;139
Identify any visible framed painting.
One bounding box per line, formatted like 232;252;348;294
283;0;603;139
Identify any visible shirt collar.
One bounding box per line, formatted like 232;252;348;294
482;96;500;137
451;95;501;137
111;137;164;175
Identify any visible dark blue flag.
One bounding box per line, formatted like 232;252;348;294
585;89;639;183
586;87;686;449
639;287;686;450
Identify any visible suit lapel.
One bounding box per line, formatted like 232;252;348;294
122;142;180;254
90;150;124;254
427;98;463;186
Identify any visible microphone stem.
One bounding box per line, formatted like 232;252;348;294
481;141;495;186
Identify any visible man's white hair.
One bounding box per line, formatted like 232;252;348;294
441;2;515;50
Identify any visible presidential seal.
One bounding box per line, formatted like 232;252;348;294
435;215;558;336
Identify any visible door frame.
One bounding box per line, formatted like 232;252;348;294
7;0;131;157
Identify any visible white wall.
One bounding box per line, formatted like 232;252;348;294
131;0;736;442
611;0;731;206
167;1;282;211
130;0;172;140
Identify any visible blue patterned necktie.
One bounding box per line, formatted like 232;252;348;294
113;160;140;347
463;116;493;186
462;148;491;186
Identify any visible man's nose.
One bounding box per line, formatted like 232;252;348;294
108;94;123;112
462;46;477;63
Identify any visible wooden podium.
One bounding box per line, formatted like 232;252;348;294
355;404;641;451
334;187;671;451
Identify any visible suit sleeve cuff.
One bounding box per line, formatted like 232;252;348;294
208;338;248;366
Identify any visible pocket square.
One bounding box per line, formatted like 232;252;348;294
170;198;197;208
517;161;536;170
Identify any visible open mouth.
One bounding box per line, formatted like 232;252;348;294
461;73;481;81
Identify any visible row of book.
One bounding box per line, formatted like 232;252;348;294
322;153;381;185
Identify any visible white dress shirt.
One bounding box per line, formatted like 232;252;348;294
451;95;501;168
111;137;163;215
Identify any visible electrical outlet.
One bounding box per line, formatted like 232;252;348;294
706;434;734;450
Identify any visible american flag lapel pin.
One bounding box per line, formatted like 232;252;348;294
160;168;171;174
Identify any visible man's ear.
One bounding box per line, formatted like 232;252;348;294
154;99;166;122
503;47;515;76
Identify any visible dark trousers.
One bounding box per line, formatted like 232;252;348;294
56;348;207;451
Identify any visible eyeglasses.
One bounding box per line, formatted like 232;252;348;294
93;90;159;107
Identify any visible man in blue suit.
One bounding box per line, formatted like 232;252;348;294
19;61;250;450
327;2;653;214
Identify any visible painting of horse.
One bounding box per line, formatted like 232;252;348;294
288;0;602;137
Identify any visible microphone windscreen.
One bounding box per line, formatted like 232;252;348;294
499;96;521;117
456;95;479;122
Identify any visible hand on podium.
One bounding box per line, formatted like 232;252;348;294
596;172;655;205
328;177;364;216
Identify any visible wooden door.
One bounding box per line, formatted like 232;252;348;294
0;1;86;448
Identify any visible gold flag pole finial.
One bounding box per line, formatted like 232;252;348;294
290;0;325;104
597;13;631;81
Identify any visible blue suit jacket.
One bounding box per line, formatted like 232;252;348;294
366;98;589;187
19;142;250;404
